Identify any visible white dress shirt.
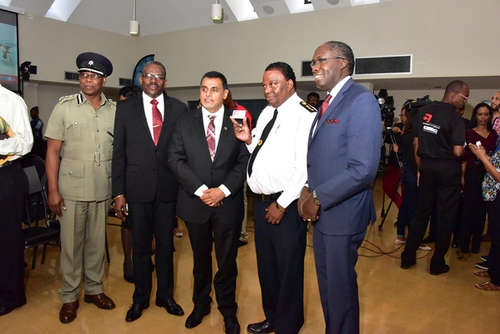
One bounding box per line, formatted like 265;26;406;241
142;92;165;140
0;84;33;162
247;93;315;208
312;75;351;135
194;105;231;198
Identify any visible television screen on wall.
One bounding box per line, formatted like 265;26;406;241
0;9;18;92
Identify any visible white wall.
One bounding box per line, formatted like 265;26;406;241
138;0;500;88
18;15;139;88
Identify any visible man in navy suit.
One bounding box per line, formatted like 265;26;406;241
168;71;248;334
301;41;381;334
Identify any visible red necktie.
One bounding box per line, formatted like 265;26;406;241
151;99;162;145
318;94;332;121
206;115;216;161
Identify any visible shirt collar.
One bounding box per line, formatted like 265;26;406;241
327;76;351;101
143;92;164;106
202;105;225;119
274;92;299;112
78;91;110;107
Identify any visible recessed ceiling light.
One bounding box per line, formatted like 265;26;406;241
350;0;380;6
225;0;258;21
0;0;12;6
284;0;314;14
45;0;81;22
327;0;341;5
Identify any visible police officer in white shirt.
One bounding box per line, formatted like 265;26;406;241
231;62;315;334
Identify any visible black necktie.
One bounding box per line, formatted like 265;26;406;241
247;109;278;177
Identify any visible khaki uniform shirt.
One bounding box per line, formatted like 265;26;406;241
45;92;116;201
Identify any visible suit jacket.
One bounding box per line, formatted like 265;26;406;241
307;78;381;235
167;107;249;224
112;93;187;202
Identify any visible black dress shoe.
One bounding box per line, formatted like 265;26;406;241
0;300;26;317
156;298;184;316
400;256;416;269
430;264;450;275
247;320;274;334
224;316;240;334
185;306;210;328
125;303;148;322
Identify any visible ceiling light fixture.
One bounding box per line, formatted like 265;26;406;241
129;0;139;36
212;0;223;23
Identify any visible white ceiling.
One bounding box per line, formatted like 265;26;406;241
3;0;386;36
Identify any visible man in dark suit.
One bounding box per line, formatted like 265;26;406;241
168;71;248;334
112;61;186;322
301;41;381;334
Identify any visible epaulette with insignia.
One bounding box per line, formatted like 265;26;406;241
300;101;317;113
58;94;78;104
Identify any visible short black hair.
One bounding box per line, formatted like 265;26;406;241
119;86;139;98
264;62;296;89
30;106;39;113
307;92;320;99
200;71;228;90
444;80;468;95
470;102;493;130
143;61;166;77
325;41;355;76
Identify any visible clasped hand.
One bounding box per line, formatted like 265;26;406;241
201;188;225;207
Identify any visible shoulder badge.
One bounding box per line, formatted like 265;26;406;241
300;101;317;113
58;93;78;104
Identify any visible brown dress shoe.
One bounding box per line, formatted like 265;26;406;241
84;293;115;309
59;301;79;324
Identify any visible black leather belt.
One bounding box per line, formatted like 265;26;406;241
257;192;282;202
0;159;18;169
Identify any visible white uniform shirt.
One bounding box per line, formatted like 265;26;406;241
142;92;165;140
247;93;315;208
0;84;33;161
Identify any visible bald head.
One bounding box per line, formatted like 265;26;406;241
491;91;500;112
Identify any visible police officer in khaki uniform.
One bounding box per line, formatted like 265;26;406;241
45;52;116;324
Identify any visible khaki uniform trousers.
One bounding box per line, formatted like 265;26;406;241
59;199;108;303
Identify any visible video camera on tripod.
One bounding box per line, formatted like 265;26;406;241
376;89;396;131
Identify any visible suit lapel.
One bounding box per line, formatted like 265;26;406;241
311;78;353;142
136;94;155;146
213;108;232;164
157;95;171;148
194;109;213;163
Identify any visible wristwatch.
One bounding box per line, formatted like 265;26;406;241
312;190;320;205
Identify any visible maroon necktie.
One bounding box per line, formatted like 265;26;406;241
206;115;216;161
151;99;162;145
318;94;332;121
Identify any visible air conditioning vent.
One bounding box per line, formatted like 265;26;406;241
64;71;79;81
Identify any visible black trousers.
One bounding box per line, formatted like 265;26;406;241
253;198;306;334
0;162;27;309
128;199;176;306
185;212;240;318
402;159;461;270
486;196;500;285
460;163;487;253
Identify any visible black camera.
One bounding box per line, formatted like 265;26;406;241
376;89;395;129
402;95;432;113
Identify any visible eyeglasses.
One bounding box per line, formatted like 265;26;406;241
310;56;345;68
142;73;165;80
79;72;102;80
